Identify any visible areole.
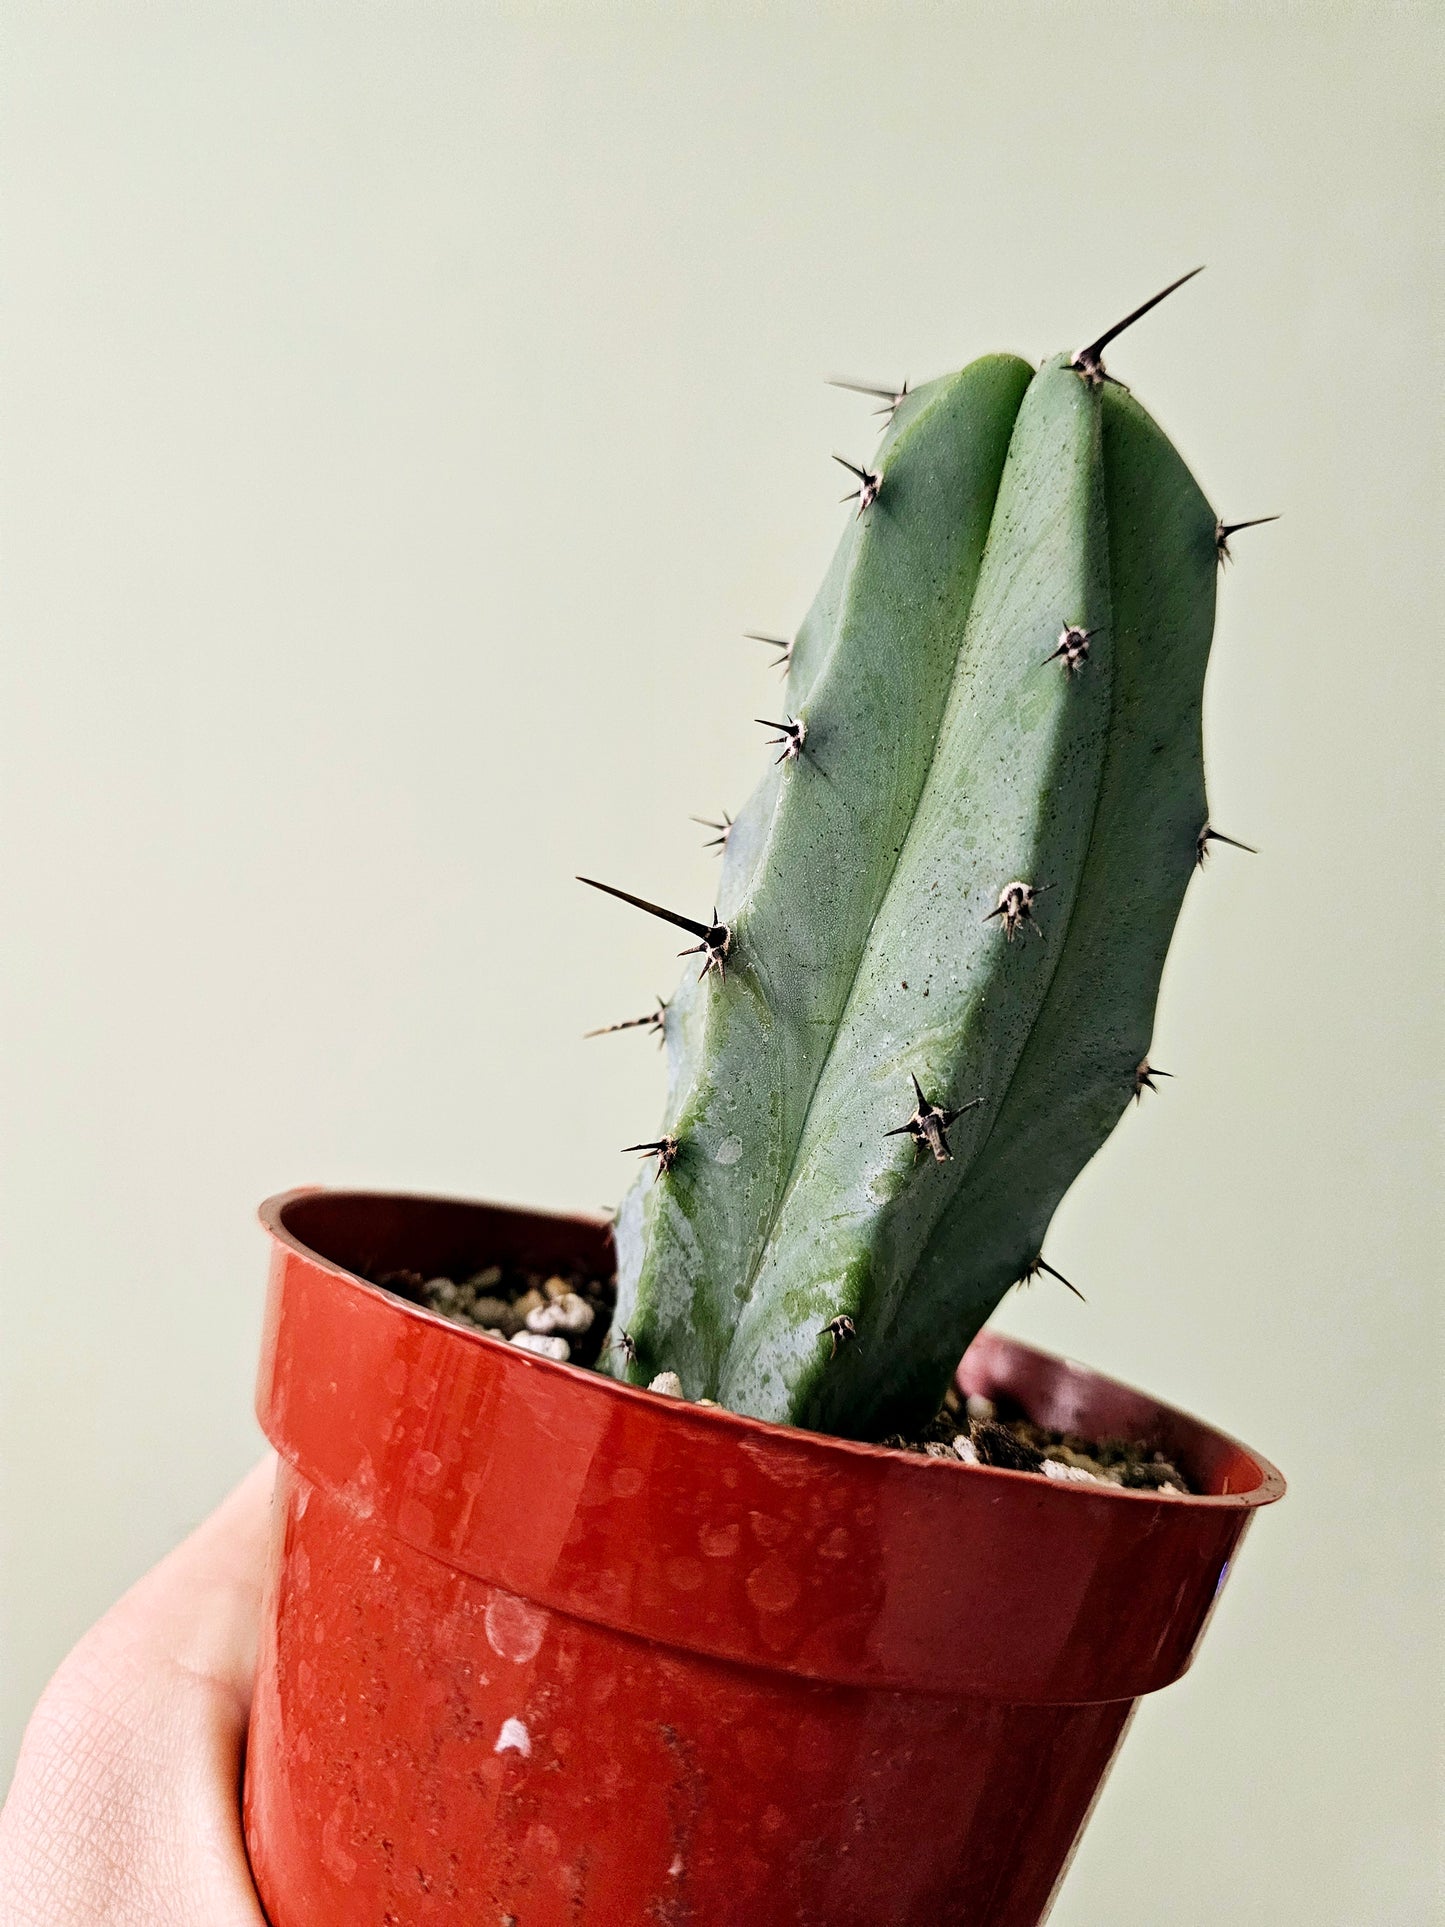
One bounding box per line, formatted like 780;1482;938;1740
243;1187;1283;1927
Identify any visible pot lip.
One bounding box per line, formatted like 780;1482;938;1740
260;1184;1286;1511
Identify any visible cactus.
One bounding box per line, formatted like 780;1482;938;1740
585;274;1267;1440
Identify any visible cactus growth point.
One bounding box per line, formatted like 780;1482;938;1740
588;278;1261;1440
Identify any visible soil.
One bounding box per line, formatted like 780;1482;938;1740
880;1388;1192;1493
372;1260;614;1372
370;1262;1193;1495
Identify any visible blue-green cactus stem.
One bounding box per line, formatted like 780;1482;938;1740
601;325;1225;1440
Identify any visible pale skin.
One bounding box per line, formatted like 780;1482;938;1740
0;1459;275;1925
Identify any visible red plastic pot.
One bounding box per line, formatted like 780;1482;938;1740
243;1188;1283;1927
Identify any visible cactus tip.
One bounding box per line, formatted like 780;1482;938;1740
1071;266;1205;388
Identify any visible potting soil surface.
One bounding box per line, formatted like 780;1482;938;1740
371;1262;1192;1494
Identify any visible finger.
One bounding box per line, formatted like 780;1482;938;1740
0;1456;277;1926
102;1453;277;1719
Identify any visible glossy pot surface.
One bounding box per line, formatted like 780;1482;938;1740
243;1188;1283;1927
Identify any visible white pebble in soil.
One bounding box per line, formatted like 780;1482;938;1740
1042;1458;1101;1485
648;1371;684;1397
526;1293;595;1336
953;1435;980;1464
965;1393;997;1423
510;1332;571;1362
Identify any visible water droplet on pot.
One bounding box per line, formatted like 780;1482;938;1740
485;1588;547;1664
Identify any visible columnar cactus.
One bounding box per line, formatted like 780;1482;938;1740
585;274;1266;1440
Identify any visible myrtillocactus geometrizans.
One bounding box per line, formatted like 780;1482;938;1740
584;275;1270;1440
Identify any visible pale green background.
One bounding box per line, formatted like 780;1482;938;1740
1;3;1440;1920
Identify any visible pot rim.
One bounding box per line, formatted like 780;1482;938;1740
259;1184;1285;1511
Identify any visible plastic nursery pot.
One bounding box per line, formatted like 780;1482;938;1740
243;1189;1284;1927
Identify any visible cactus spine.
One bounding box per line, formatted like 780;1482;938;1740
591;281;1252;1440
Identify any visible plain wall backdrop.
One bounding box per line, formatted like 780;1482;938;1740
1;3;1440;1921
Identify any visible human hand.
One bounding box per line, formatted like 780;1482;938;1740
0;1459;275;1925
